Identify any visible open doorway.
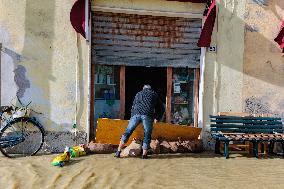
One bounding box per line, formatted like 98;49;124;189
125;66;167;120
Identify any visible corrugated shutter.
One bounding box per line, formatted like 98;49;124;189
92;11;202;68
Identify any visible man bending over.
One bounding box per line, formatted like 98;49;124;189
115;84;164;159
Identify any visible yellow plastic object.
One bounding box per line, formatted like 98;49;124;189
95;118;202;145
69;146;87;158
51;151;71;167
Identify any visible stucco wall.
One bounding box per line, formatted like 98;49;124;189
0;0;89;152
243;0;284;117
202;0;246;149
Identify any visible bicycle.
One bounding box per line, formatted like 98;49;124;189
0;100;45;158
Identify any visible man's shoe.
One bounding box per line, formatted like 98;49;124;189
114;150;121;158
141;154;149;159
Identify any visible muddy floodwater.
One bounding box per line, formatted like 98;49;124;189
0;152;284;189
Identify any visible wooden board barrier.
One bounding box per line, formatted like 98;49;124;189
95;118;202;145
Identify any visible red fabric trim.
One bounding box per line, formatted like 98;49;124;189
274;21;284;52
197;0;216;47
70;0;86;38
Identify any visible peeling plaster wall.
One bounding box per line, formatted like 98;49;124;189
0;0;89;152
243;0;284;117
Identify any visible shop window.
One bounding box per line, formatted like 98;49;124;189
94;65;120;119
171;68;195;125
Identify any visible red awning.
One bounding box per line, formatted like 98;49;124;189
197;0;216;47
70;0;86;38
274;21;284;53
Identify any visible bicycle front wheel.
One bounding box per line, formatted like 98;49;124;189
0;117;44;158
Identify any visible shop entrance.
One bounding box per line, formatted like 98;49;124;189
125;66;167;120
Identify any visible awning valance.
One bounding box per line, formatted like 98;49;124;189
70;0;87;38
197;0;216;47
274;21;284;53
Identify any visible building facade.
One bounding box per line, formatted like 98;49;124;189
1;0;284;151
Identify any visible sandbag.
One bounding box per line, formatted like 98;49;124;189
169;141;179;153
120;139;142;157
160;141;171;154
180;139;203;152
85;141;117;154
149;139;160;154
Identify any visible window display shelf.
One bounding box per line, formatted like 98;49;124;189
171;68;195;125
94;65;120;101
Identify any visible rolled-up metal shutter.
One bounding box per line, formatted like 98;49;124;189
92;11;202;68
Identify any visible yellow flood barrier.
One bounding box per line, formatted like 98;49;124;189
95;118;202;145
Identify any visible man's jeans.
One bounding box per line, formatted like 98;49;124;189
121;115;153;150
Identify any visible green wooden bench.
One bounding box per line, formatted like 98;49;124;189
210;115;284;159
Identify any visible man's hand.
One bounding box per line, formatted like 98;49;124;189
154;119;158;124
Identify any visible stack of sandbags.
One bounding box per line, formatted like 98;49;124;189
120;138;203;157
81;138;203;158
159;139;203;154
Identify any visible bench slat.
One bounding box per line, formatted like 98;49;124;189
210;124;283;129
213;133;284;141
210;120;282;124
209;115;282;120
211;128;283;133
